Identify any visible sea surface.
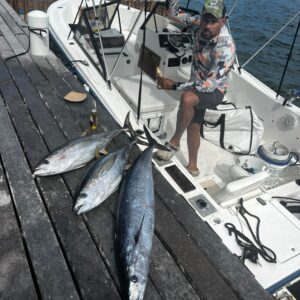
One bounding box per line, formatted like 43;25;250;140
181;0;300;100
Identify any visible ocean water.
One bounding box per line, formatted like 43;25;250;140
181;0;300;100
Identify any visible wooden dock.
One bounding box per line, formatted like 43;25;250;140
0;1;273;299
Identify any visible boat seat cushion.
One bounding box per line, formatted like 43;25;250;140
113;74;177;114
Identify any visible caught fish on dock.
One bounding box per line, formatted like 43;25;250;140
74;142;135;215
33;130;123;176
116;126;169;300
34;113;132;177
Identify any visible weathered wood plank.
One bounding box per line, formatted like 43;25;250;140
0;57;120;300
0;94;79;299
84;197;163;300
0;0;29;34
29;55;163;299
154;198;238;300
0;3;24;35
154;168;273;300
0;160;38;300
0;18;45;85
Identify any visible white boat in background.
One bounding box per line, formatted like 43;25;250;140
48;0;300;297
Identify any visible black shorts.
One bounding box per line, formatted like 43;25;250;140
191;89;224;126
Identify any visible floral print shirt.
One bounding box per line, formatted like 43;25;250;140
169;0;236;93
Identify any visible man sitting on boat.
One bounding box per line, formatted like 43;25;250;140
156;0;236;176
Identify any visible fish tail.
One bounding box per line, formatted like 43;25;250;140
143;125;170;151
123;111;145;142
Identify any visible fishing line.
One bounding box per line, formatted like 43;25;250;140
240;10;300;71
228;0;239;17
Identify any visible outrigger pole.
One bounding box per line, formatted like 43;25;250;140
137;0;148;121
278;17;300;102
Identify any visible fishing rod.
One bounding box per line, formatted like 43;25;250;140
137;0;149;121
239;10;300;71
278;17;300;102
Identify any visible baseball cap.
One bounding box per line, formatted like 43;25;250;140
202;0;225;19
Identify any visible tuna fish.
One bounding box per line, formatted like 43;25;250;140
116;126;168;300
33;131;124;176
34;113;131;177
74;142;135;215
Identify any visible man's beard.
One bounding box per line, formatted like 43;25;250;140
202;29;214;40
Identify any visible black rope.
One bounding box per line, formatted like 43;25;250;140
279;18;300;102
5;27;47;62
225;198;277;264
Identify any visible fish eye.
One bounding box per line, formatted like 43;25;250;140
130;275;138;283
79;193;88;199
43;159;49;165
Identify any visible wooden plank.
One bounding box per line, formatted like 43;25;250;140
45;51;72;77
0;95;79;299
83;198;163;300
0;57;11;82
0;159;38;300
0;55;120;300
150;235;200;300
0;0;27;28
154;168;273;300
0;2;24;35
154;198;238;300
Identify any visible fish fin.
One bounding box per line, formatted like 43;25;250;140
124;162;132;171
123;111;145;141
97;155;117;178
123;111;136;140
95;146;101;159
99;148;109;155
143;125;170;151
81;128;90;137
134;214;145;245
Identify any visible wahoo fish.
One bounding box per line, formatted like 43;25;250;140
74;142;135;215
34;113;132;176
116;126;168;300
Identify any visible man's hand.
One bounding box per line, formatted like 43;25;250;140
157;76;175;90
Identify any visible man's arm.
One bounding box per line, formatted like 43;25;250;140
177;39;235;92
157;38;236;92
166;0;200;26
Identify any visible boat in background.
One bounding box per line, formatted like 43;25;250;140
48;0;300;297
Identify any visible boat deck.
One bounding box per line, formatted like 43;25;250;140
0;1;272;299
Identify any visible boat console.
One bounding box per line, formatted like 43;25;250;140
136;28;193;79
